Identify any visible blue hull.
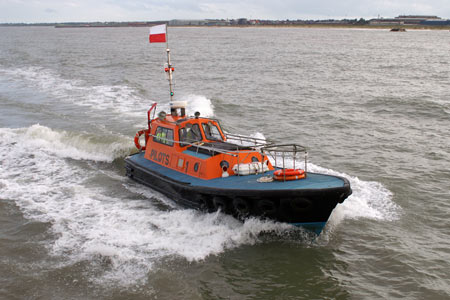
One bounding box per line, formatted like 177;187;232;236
291;222;327;235
125;152;351;235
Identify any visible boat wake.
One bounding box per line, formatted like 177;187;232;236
0;123;400;286
0;66;216;124
0;66;146;118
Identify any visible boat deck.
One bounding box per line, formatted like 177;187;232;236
127;152;347;191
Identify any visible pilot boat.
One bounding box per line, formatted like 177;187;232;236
124;25;352;235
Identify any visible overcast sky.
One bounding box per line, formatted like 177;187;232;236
1;0;449;23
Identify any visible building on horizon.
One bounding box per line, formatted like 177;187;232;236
369;15;449;26
168;19;208;26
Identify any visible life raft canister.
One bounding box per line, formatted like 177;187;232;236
134;129;148;151
273;168;306;181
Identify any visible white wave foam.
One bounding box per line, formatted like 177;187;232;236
182;94;215;117
306;163;400;225
157;94;215;118
1;67;217;121
1;124;131;162
0;66;82;91
251;132;267;141
265;153;400;229
224;132;268;147
0;66;149;118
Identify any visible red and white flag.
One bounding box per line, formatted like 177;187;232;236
149;24;166;43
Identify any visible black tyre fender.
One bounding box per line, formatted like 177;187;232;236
213;196;231;213
257;199;278;216
125;166;133;178
233;198;251;218
289;197;313;213
196;195;212;212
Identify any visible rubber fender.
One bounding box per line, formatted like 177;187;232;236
233;198;251;218
289;198;313;213
196;195;212;212
213;196;230;213
125;166;133;178
257;199;278;216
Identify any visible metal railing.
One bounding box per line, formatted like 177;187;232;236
261;144;308;173
224;133;270;148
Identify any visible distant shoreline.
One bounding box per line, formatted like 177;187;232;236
1;23;449;30
173;24;450;30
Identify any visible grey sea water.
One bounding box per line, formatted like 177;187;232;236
0;26;449;299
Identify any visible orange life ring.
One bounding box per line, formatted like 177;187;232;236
273;169;306;181
134;129;147;151
274;174;306;181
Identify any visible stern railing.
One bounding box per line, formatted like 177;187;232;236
261;144;308;174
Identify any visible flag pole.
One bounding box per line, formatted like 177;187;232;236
165;23;174;106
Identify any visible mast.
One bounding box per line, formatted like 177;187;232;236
165;24;174;105
149;23;179;115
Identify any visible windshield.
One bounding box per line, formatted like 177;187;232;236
202;122;223;141
179;123;202;147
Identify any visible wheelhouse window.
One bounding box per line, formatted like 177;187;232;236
179;123;202;147
202;122;223;141
154;126;174;146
